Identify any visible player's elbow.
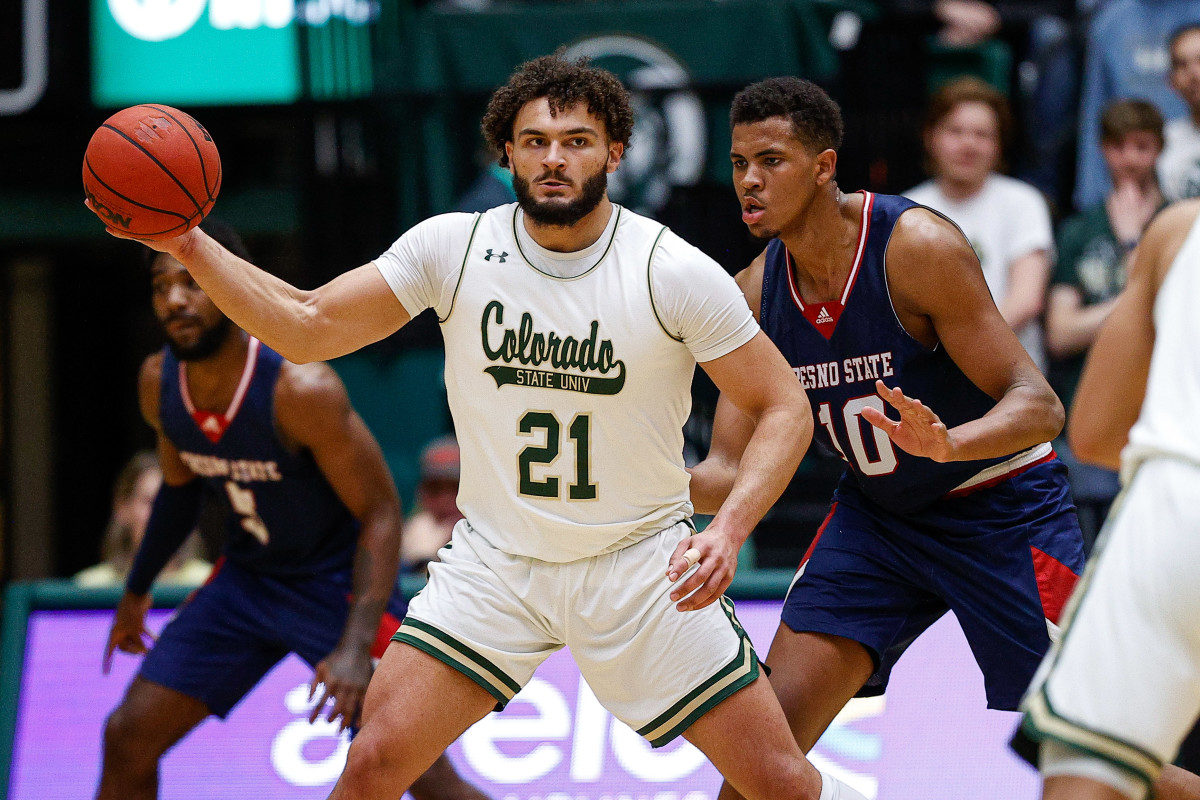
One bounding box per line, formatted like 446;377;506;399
1041;385;1066;441
1066;418;1118;469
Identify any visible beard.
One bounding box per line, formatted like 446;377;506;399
165;314;233;361
513;166;608;227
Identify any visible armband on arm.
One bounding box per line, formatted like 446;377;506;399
125;480;204;595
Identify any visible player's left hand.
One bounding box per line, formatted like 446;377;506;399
861;380;958;462
308;644;373;731
665;528;740;612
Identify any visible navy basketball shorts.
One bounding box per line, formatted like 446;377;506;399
782;458;1084;710
139;558;407;717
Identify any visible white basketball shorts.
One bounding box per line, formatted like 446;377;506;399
1019;458;1200;792
393;518;758;746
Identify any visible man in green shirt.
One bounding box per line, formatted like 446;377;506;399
1046;98;1165;547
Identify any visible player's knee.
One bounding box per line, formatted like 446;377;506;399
737;756;818;800
102;706;156;767
341;731;410;791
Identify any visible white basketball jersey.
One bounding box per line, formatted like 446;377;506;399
1124;210;1200;474
400;203;754;562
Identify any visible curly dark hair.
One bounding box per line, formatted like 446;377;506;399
482;54;634;168
731;77;844;154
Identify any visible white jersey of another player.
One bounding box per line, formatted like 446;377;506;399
375;203;757;562
1123;209;1200;477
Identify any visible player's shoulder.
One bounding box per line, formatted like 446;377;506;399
889;205;975;262
619;205;680;249
642;215;723;273
379;210;482;255
735;250;768;319
277;359;347;397
137;350;166;423
1139;198;1200;280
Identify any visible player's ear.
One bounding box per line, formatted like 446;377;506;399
504;141;515;169
814;148;838;186
607;140;623;173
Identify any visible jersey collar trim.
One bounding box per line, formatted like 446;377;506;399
784;191;874;340
180;337;260;444
511;205;622;281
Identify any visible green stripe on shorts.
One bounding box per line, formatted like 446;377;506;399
636;600;760;747
1021;684;1161;789
392;618;522;707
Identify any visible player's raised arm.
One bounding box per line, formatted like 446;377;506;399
273;361;402;729
1067;200;1198;468
871;207;1064;461
140;228;410;364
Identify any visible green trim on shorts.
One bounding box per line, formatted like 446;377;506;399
391;618;522;707
1015;482;1159;789
1021;683;1161;789
636;598;760;747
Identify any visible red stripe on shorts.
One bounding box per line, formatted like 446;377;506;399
798;501;839;572
1030;546;1079;624
370;611;403;660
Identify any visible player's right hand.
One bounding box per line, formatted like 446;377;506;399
83;199;195;253
103;591;155;674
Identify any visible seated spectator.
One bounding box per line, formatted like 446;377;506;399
905;75;1054;372
1159;23;1200;202
74;451;211;587
1046;98;1165;550
399;435;463;573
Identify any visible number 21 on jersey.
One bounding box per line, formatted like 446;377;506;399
817;395;898;476
517;410;597;501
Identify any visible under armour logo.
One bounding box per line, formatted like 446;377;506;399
484;249;508;263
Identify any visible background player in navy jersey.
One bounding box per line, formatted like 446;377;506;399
96;220;489;800
692;76;1200;800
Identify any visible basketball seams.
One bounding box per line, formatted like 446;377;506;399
142;104;219;201
83;158;190;220
99;123;204;215
84;156;193;238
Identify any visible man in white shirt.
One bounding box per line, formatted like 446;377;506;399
1158;24;1200;202
906;76;1054;373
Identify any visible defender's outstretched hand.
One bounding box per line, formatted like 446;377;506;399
861;380;958;462
308;642;373;732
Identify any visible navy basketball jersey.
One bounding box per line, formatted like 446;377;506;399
761;192;1043;514
159;338;358;575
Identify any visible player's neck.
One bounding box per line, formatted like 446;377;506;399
780;189;861;301
181;328;252;409
521;197;614;253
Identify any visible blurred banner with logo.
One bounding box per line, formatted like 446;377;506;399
91;0;379;105
6;600;1036;800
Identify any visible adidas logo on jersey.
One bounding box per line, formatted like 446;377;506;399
815;306;835;325
202;416;222;433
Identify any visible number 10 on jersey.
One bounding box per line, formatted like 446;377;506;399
518;411;597;501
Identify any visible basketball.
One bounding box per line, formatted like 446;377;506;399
83;104;221;241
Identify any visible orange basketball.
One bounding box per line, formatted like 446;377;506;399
83;104;221;241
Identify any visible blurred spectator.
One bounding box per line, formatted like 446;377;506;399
455;162;516;213
1159;23;1200;201
1045;98;1164;550
73;451;211;588
1074;0;1200;210
906;76;1053;372
399;435;463;573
